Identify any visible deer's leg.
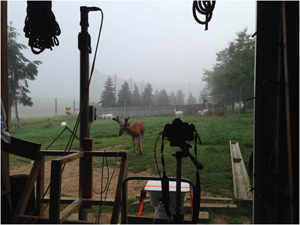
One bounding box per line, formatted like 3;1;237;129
138;135;143;155
132;137;136;156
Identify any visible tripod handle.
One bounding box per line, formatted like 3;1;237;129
188;151;203;170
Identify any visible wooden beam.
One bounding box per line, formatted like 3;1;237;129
11;160;42;223
111;152;128;224
49;159;62;223
36;156;45;214
60;198;83;223
41;197;116;207
2;136;41;160
55;152;84;165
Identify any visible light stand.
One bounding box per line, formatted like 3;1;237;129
45;123;79;150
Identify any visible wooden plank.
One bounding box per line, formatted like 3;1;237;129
230;141;252;201
111;151;128;224
184;202;238;209
41;197;116;207
60;198;83;223
56;152;84;165
198;211;209;223
84;150;127;157
135;195;233;202
2;136;41;160
39;150;81;155
11;160;41;223
36;156;45;214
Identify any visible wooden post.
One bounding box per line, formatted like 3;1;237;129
49;159;62;224
79;138;93;220
36;156;45;215
1;2;10;203
111;152;128;224
73;100;75;115
55;98;57;120
282;2;294;222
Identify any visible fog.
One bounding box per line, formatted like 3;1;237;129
7;1;256;118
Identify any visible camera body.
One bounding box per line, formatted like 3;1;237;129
163;118;195;147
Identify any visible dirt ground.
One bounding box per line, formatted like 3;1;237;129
10;157;251;224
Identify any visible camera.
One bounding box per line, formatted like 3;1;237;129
162;118;195;147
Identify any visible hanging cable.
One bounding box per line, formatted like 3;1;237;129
23;1;61;54
192;0;216;30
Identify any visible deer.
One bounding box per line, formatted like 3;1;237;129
112;116;146;156
43;118;52;128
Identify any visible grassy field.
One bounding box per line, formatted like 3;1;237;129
9;110;254;223
9;110;253;198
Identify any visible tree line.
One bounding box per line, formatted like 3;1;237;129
6;23;254;131
99;77;200;108
202;28;255;110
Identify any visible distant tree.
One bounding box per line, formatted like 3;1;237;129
99;77;116;107
202;28;255;111
153;90;159;106
176;90;185;105
141;83;153;106
132;84;141;107
157;89;170;106
198;84;210;103
169;91;176;105
8;22;42;129
187;93;196;105
117;81;132;107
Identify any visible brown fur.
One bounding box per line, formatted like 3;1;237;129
43;118;52;128
112;116;146;155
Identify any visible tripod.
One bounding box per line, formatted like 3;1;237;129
171;142;203;223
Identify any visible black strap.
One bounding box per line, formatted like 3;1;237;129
161;135;172;220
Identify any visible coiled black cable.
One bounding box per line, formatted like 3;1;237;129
23;1;61;54
192;0;216;30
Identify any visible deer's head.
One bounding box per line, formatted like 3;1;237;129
112;116;131;136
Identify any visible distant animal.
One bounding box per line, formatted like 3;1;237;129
202;108;209;117
104;114;113;120
99;114;113;119
196;110;204;117
112;116;146;156
43;118;52;128
174;109;183;117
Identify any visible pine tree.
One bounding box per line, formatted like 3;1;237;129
187;93;196;105
132;84;141;107
176;90;185;105
99;77;116;107
169;91;176;105
157;89;170;106
141;83;153;106
153;90;159;106
117;81;132;107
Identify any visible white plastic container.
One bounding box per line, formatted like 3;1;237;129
144;180;190;219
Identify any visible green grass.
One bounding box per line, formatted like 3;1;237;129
9;110;254;199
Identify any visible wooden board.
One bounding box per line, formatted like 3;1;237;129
230;141;253;201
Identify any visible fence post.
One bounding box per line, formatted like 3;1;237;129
55;98;57;120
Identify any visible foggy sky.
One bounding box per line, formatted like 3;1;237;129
7;1;256;117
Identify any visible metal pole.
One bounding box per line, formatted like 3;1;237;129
73;100;75;115
78;6;91;220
